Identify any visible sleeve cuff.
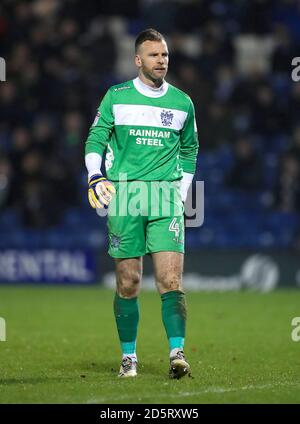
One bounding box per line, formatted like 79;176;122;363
180;172;194;202
85;153;103;180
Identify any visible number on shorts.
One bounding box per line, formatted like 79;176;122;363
169;218;179;238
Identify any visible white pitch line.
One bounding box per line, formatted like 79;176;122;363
87;381;300;404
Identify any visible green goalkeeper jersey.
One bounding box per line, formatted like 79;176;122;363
85;78;198;181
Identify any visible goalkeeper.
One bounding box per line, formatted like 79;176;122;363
85;28;198;379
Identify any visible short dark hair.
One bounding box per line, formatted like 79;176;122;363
135;28;165;53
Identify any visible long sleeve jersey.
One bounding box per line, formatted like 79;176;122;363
85;77;198;181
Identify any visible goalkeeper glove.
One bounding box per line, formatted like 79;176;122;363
88;174;116;209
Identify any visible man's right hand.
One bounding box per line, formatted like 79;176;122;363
88;174;116;209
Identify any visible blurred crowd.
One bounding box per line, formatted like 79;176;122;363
1;0;300;247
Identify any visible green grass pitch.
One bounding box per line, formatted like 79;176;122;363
0;286;300;404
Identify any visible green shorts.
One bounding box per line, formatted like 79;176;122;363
107;180;184;258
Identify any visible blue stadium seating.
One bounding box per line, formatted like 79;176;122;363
1;144;299;250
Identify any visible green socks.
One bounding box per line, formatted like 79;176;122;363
113;293;139;356
161;290;187;352
113;290;186;358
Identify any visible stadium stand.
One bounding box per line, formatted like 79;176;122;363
1;0;300;251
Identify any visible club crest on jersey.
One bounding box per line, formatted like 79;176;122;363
92;111;101;126
160;110;174;127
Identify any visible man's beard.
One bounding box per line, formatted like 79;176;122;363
142;66;166;83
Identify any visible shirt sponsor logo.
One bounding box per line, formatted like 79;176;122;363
129;129;170;138
129;129;170;147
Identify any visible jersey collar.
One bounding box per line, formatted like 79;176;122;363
133;77;169;98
